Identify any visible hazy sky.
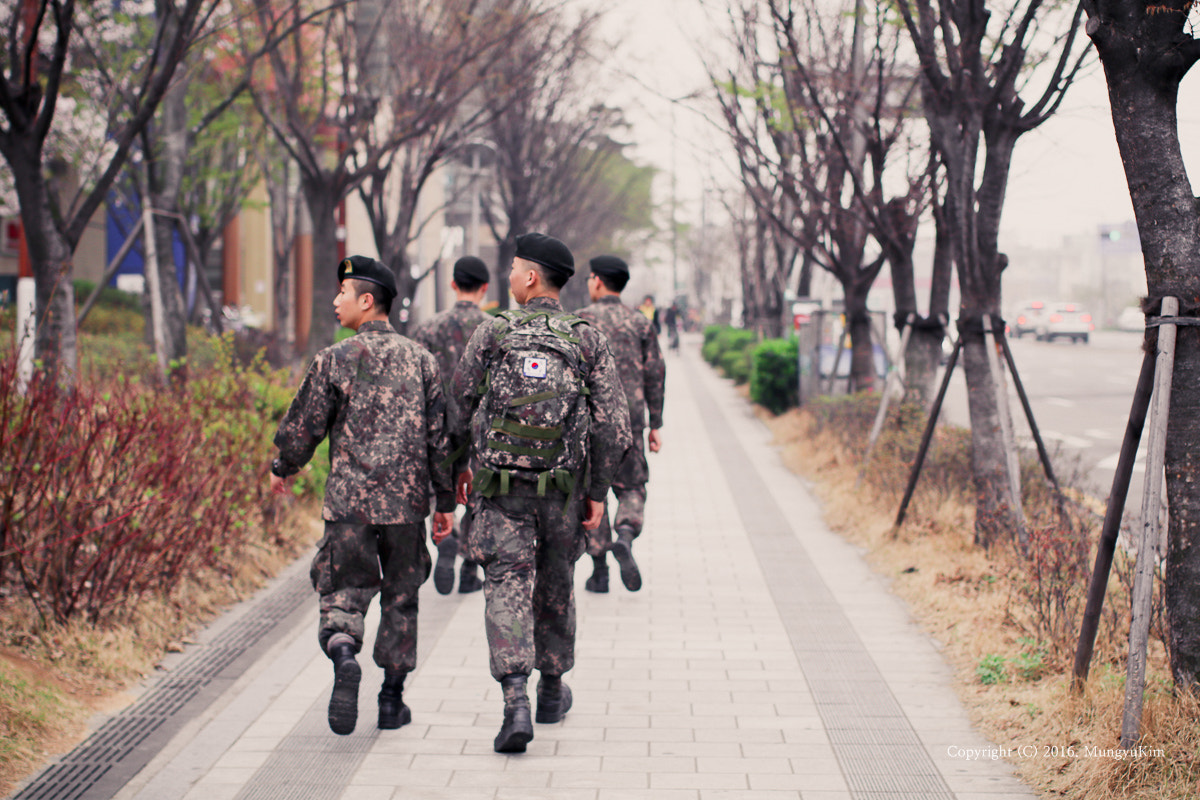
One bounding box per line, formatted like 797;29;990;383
591;0;1200;251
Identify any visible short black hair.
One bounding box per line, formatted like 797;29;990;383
596;271;628;293
455;274;487;292
531;262;569;290
350;278;394;315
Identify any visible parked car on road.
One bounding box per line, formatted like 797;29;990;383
1010;301;1045;338
1035;302;1094;343
1116;306;1144;332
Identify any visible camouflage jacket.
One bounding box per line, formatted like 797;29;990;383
410;300;491;394
577;296;666;432
273;320;455;523
448;296;632;501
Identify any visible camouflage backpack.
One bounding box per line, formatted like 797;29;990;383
470;309;591;499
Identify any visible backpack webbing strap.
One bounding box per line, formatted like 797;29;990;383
439;441;469;471
508;389;563;406
485;438;565;459
472;467;512;498
492;417;562;440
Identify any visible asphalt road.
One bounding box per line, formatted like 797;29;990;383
937;329;1148;509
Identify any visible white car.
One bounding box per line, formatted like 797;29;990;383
1035;302;1094;343
1116;306;1144;332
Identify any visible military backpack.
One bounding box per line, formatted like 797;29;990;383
470;309;591;498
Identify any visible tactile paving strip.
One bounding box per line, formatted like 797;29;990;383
690;363;955;799
12;568;313;800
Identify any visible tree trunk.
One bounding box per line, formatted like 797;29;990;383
495;234;516;310
7;141;78;385
904;198;955;409
146;77;190;382
1089;5;1200;688
300;178;340;357
844;291;876;394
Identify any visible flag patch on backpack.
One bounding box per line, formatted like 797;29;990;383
522;356;547;378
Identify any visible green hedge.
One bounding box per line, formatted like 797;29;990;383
701;325;757;385
750;337;799;414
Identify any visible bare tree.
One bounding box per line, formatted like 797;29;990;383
0;0;223;384
895;0;1090;547
250;0;518;356
1082;0;1200;689
480;8;629;309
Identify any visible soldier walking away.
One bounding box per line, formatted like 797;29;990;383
577;256;666;593
448;233;631;753
270;255;456;736
411;255;492;595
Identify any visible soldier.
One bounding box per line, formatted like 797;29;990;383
577;255;666;593
270;255;456;736
411;255;491;595
447;233;631;754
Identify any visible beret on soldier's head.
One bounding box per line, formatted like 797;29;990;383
453;256;490;285
338;255;396;297
589;255;629;279
515;232;574;278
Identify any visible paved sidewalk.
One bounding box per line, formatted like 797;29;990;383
12;344;1036;800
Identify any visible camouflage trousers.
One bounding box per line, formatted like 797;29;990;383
585;432;649;558
466;492;587;680
310;520;431;672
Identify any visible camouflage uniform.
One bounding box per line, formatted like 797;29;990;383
449;296;632;680
411;300;491;582
273;320;455;671
577;295;666;556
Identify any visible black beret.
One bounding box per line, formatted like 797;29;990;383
453;256;490;285
589;255;629;279
515;232;574;278
338;255;396;296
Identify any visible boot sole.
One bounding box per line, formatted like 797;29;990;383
535;684;573;724
584;577;609;593
433;534;458;595
494;713;534;753
610;540;642;592
328;659;361;735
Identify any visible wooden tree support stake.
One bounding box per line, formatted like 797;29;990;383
893;335;960;531
1072;344;1155;691
859;313;915;488
1121;296;1177;748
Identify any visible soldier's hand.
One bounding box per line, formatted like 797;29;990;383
648;429;663;453
270;473;291;496
456;470;473;505
432;512;455;543
581;499;605;530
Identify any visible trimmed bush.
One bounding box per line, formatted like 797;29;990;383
750;337;799;414
0;337;306;626
719;348;752;384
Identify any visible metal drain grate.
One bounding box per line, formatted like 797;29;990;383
12;567;313;800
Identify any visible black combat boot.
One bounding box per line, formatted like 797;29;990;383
433;532;459;595
610;525;642;592
377;669;411;729
584;555;609;593
326;640;361;735
535;673;573;724
458;560;483;594
494;674;533;753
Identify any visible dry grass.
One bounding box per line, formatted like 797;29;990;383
764;402;1200;800
0;500;320;797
